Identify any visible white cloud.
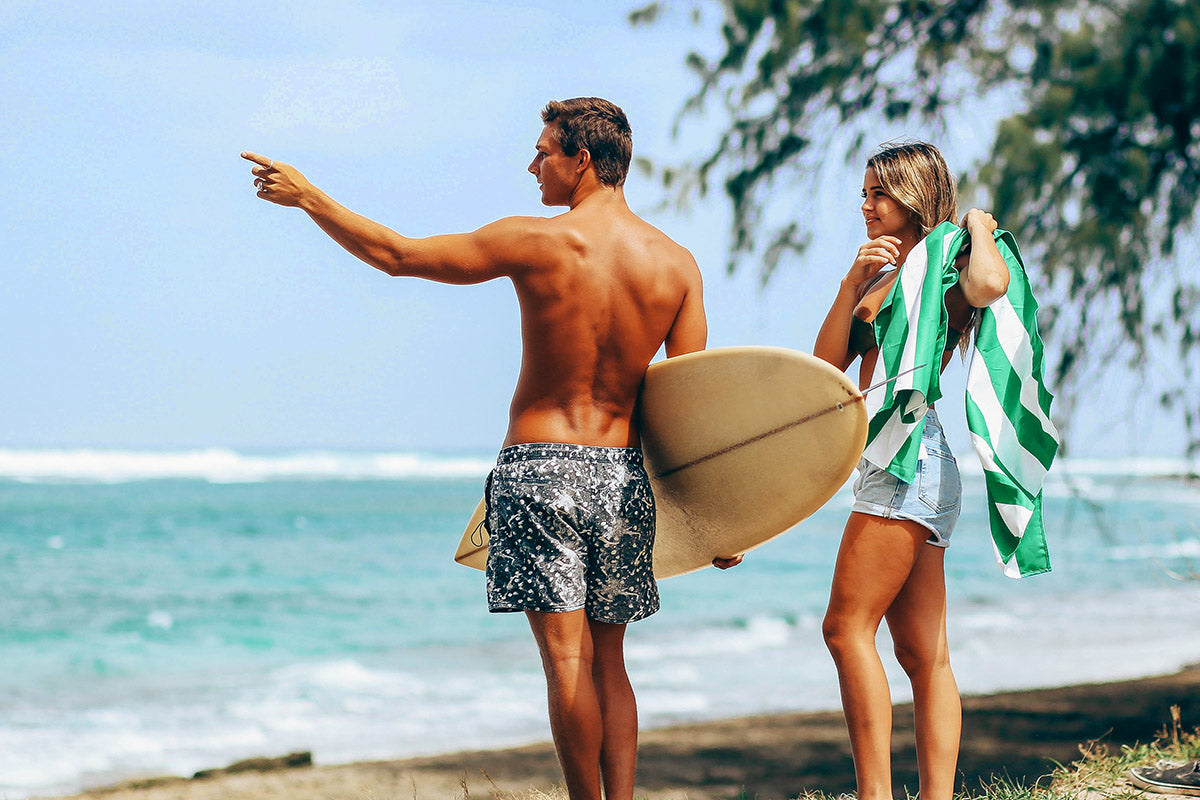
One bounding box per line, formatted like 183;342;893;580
253;57;405;135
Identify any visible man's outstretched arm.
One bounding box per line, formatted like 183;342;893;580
242;152;543;285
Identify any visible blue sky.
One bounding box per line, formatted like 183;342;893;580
0;1;1183;457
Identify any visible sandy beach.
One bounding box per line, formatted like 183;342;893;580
41;664;1200;800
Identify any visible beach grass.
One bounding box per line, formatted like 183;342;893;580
481;708;1200;800
1035;706;1200;800
834;710;1198;800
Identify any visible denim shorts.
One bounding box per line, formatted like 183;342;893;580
484;442;659;624
851;408;962;546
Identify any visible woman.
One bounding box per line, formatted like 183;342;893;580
812;141;1010;800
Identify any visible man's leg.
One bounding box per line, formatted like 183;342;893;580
526;609;604;800
589;619;637;800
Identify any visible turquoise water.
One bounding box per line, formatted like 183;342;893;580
1;450;1198;797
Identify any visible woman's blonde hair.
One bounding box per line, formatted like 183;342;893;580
866;141;957;236
869;141;978;354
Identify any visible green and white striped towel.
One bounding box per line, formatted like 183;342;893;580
862;221;1060;578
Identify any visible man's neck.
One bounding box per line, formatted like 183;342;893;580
567;181;626;211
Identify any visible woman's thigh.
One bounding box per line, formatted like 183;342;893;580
826;512;932;628
885;543;950;664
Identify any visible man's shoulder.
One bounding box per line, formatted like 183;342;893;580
482;214;555;236
635;219;700;274
474;213;589;275
492;212;586;243
612;213;701;281
477;214;569;253
509;206;699;277
581;206;697;258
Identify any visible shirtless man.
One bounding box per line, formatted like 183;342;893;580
242;97;706;800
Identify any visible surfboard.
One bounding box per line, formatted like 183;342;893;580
453;346;868;578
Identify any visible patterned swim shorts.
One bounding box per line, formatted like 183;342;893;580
484;442;659;624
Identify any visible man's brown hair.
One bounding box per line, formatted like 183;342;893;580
541;97;632;187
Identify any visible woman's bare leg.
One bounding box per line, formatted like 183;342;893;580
886;543;960;800
823;513;927;800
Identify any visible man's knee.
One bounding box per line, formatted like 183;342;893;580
529;610;594;670
588;617;625;652
584;619;629;682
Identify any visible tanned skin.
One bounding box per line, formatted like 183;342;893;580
242;113;706;800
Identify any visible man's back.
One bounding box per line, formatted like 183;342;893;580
504;192;705;448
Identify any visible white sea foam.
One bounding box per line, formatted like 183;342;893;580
146;610;174;630
958;456;1199;479
1105;539;1200;562
0;448;493;483
625;614;800;662
2;449;1192;484
0;658;549;799
1054;457;1199;478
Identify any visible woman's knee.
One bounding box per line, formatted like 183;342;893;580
822;610;872;659
893;637;948;680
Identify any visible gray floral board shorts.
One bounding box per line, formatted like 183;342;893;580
851;407;962;546
484;442;659;624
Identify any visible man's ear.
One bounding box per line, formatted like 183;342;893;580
575;147;592;175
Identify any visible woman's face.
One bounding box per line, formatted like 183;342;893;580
861;167;919;242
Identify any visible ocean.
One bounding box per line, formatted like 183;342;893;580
1;448;1198;798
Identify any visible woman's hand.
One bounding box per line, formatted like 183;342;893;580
961;208;997;236
813;234;901;370
845;235;902;291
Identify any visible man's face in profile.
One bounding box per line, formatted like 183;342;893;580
528;124;579;206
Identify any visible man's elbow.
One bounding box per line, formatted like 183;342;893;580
362;245;408;277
